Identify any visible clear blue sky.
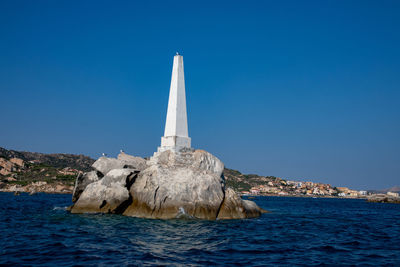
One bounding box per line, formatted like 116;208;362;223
1;0;399;190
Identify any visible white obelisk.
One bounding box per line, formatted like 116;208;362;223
158;53;191;152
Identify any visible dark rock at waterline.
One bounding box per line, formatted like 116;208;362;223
217;188;267;219
367;194;400;204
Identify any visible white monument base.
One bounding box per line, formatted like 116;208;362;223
158;136;191;153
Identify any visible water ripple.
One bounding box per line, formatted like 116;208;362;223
1;193;400;266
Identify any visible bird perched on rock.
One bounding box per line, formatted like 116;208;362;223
102;153;107;157
120;149;124;153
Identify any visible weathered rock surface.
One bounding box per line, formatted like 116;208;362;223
92;157;127;176
123;150;225;219
10;158;24;167
0;157;17;175
92;154;147;176
217;188;266;219
72;171;100;202
367;194;400;204
117;152;147;171
70;169;137;214
70;150;265;220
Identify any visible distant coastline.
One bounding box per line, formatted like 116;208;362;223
1;147;399;202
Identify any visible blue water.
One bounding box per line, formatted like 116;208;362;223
1;193;399;266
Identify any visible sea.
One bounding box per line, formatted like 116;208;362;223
1;193;399;266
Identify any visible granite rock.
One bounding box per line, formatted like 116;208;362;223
71;150;265;220
70;168;137;214
123;150;225;219
217;188;266;219
72;171;100;202
92;157;127;176
117;152;147;171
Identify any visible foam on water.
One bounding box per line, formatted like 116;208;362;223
53;206;68;211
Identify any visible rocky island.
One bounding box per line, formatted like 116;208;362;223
70;150;266;219
69;53;266;220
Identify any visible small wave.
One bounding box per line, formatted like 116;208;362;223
175;207;194;219
53;206;67;211
2;194;400;266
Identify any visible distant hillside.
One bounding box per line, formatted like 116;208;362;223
0;147;94;172
388;186;400;193
224;168;280;192
0;147;96;192
0;147;282;193
0;147;372;198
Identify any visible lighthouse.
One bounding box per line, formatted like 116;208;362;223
158;53;191;152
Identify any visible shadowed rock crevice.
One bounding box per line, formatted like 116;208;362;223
215;188;226;219
126;171;139;190
99;200;107;209
114;194;133;214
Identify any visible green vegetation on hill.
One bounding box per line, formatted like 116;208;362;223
0;147;94;172
224;168;280;192
0;147;95;187
3;147;390;198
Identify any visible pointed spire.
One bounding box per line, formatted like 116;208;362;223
158;54;191;152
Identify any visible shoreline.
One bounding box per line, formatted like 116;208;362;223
0;182;73;195
243;193;367;200
2;186;397;203
2;191;398;203
0;189;364;200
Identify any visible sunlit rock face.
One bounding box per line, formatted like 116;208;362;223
72;171;100;202
123;149;225;219
69;150;265;220
70;168;137;214
217;188;266;219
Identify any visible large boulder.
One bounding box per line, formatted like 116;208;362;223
0;158;14;175
92;154;147;176
123;150;225;219
10;158;24;168
217;188;266;219
117;152;147;171
70;169;137;214
92;157;127;176
72;171;100;202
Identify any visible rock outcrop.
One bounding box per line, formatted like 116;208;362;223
92;157;127;176
70;150;266;220
72;171;100;202
0;157;21;176
92;154;147;176
217;188;266;219
117;152;147;171
367;194;400;204
70;169;138;213
123;149;225;219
